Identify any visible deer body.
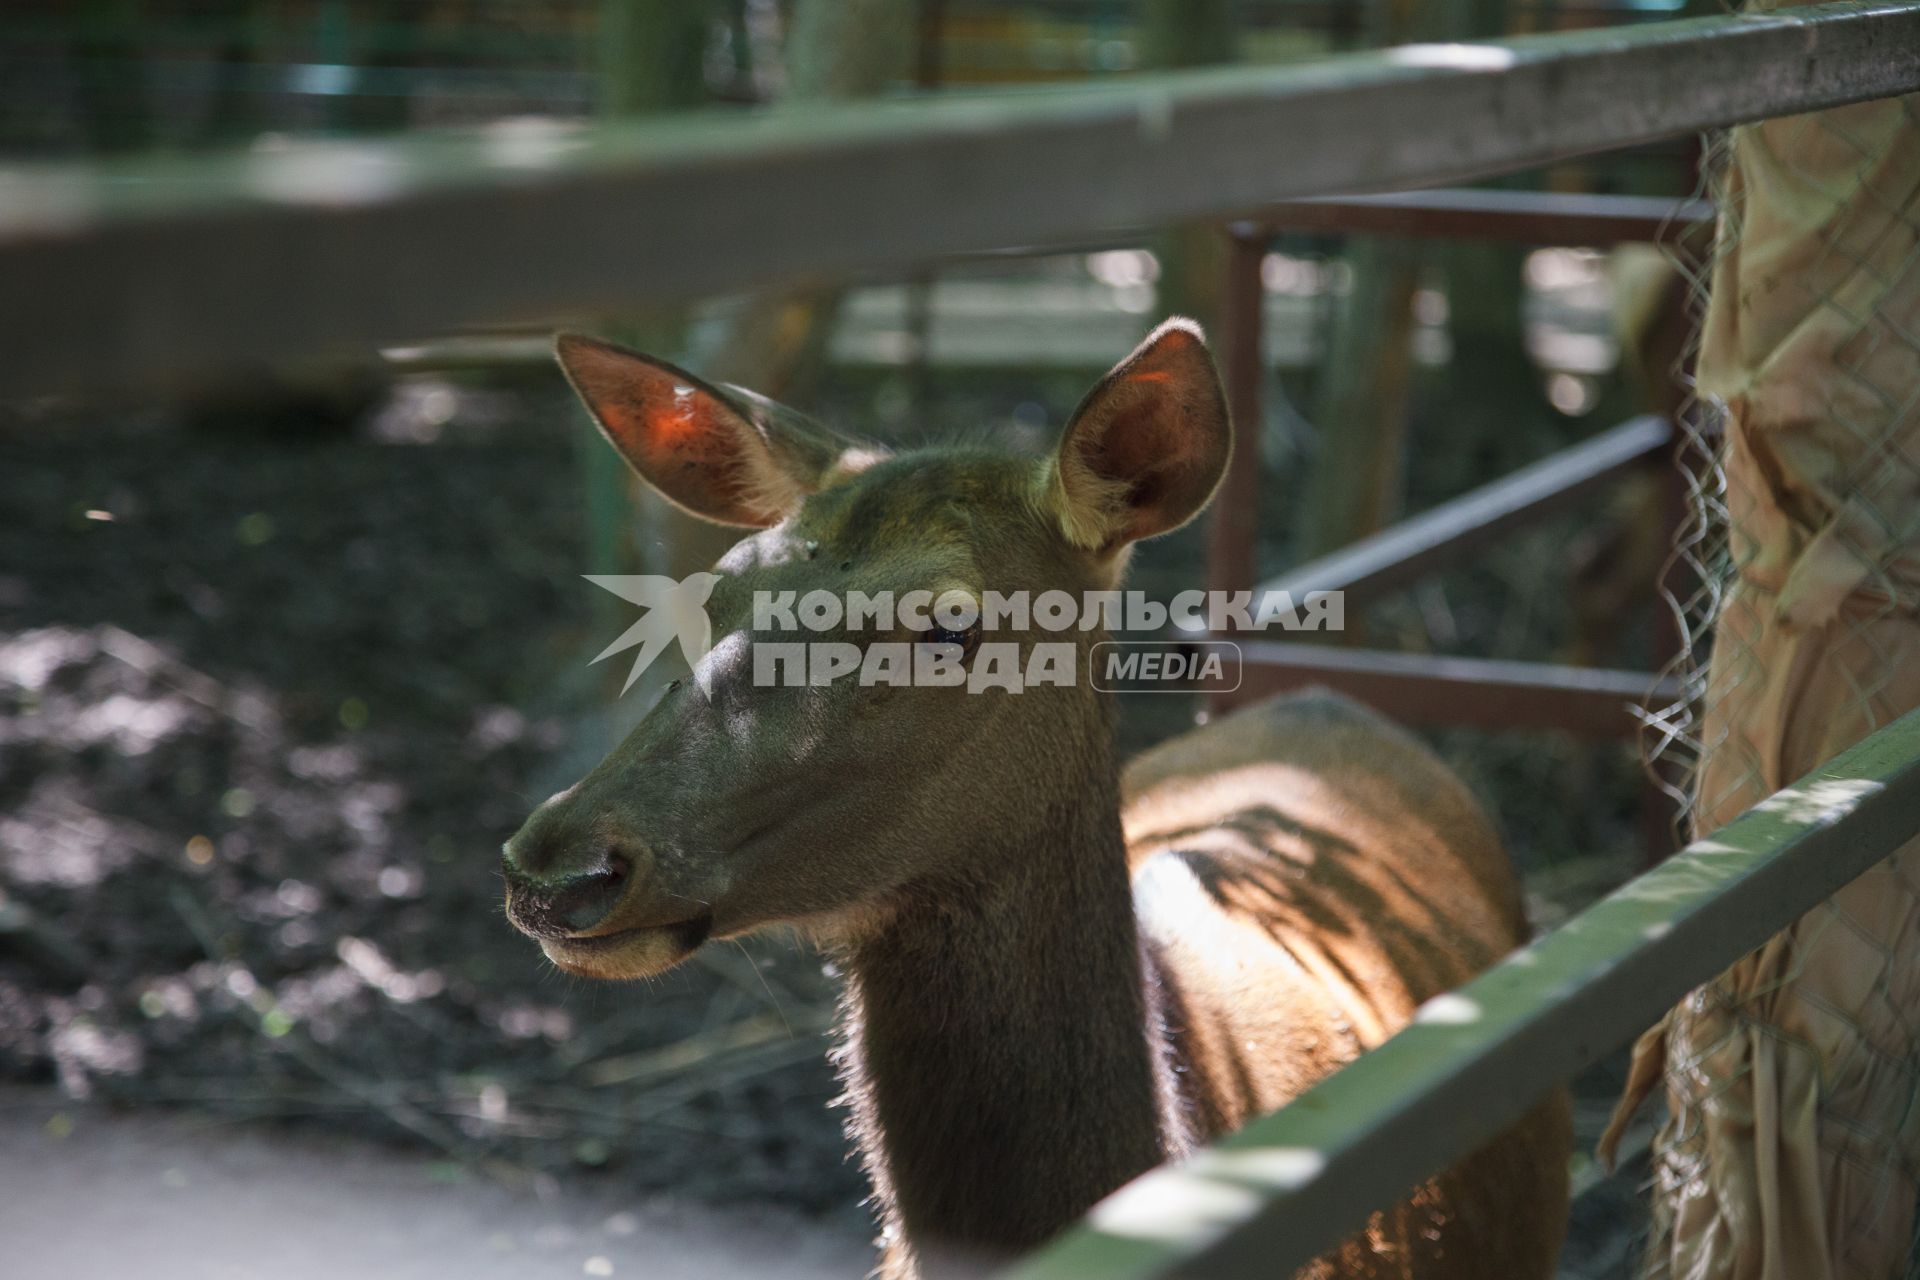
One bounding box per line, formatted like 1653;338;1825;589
505;322;1570;1278
1122;695;1571;1279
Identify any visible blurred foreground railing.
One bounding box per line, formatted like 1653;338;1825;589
3;0;1918;399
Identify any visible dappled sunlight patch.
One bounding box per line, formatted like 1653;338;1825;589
269;966;366;1042
1609;856;1755;906
1090;1146;1328;1243
286;743;363;783
491;1003;575;1043
275;878;324;916
1413;992;1483;1026
135;977;198;1023
339;780;404;849
0;777;159;887
1090;1166;1264;1242
0;626;105;691
1387;42;1518;71
466;705;529;752
1752;777;1883;826
46;1015;144;1098
65;692;200;756
247;137;407;207
337;936;445;1004
479;115;588;171
1208;1145;1330;1190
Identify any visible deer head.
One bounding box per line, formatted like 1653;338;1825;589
503;320;1230;979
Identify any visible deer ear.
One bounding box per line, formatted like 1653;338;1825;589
1046;318;1232;552
555;332;868;528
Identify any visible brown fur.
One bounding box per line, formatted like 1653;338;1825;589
1125;694;1571;1279
506;322;1571;1279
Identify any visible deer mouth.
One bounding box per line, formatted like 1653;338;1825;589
538;909;715;980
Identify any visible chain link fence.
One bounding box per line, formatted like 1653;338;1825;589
1623;12;1920;1273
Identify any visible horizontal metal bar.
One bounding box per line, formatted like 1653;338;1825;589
1009;706;1920;1280
7;1;1919;399
1217;642;1674;737
970;189;1713;261
1252;415;1673;611
1238;190;1714;244
357;210;1700;374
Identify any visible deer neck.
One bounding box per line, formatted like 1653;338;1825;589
836;756;1167;1274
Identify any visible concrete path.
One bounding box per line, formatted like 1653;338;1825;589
0;1088;871;1280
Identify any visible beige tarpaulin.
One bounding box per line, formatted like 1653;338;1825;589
1599;38;1920;1280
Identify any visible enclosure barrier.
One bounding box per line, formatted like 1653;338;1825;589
4;0;1919;399
8;2;1920;1277
1200;395;1685;739
1202;191;1715;627
1009;708;1920;1279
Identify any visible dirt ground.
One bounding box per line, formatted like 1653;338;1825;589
0;388;867;1217
0;361;1656;1274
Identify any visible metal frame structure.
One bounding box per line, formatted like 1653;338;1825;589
6;3;1920;1277
1204;205;1705;740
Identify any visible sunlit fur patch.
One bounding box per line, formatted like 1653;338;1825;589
821;446;891;487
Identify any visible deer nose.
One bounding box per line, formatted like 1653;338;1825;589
551;857;630;931
503;852;632;938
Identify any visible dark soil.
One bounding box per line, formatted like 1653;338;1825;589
0;385;862;1217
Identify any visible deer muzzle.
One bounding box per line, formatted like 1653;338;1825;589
501;856;631;939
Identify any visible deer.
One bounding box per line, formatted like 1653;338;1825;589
503;319;1572;1279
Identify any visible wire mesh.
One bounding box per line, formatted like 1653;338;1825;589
1626;29;1920;1277
1635;126;1737;846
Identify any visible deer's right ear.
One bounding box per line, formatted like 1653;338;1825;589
555;332;865;528
1045;318;1232;554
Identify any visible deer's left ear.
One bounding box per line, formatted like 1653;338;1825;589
556;332;876;528
1045;318;1232;553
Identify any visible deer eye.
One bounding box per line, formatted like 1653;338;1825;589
922;623;981;658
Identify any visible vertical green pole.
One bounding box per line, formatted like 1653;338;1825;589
577;1;715;643
1141;0;1236;354
316;0;352;134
